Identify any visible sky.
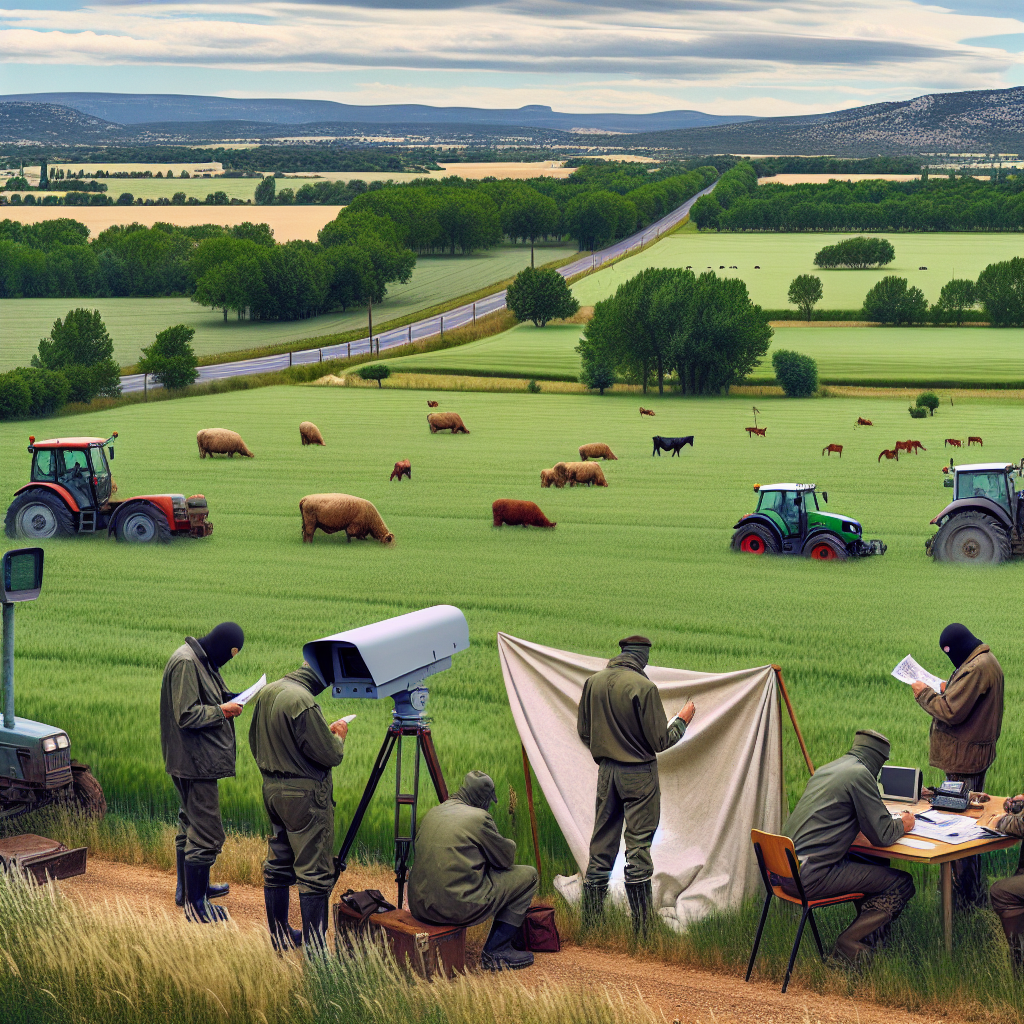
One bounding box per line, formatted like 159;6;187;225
0;0;1022;116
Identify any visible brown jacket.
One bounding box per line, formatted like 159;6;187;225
915;644;1003;774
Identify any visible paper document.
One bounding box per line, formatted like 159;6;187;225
891;656;944;693
341;714;357;724
910;810;993;845
234;674;266;707
896;837;936;850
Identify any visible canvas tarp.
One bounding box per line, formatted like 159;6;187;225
497;633;786;930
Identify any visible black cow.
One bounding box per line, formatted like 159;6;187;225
652;435;694;456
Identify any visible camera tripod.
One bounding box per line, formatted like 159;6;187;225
334;712;448;908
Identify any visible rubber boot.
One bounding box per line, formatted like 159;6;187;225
581;881;608;930
177;848;229;907
481;919;534;971
999;912;1024;974
833;908;891;966
183;861;229;924
625;880;653;936
264;886;303;951
299;892;330;957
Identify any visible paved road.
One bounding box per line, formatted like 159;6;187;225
120;184;714;394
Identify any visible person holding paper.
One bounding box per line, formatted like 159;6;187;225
576;635;695;935
784;730;916;967
160;622;244;923
248;664;348;953
981;796;1024;971
911;622;1004;909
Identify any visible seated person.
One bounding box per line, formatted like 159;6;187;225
981;796;1024;972
58;450;94;508
408;771;538;972
784;730;916;965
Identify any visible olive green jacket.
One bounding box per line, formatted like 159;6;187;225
915;645;1003;774
160;639;236;780
248;666;345;782
577;653;685;764
408;774;514;923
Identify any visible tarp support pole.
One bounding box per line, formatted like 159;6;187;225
521;743;543;883
772;664;814;775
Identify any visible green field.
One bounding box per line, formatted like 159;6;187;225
386;321;1024;385
573;232;1021;310
0;243;577;371
2;387;1021;873
82;178;262;202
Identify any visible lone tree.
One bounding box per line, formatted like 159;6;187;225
788;274;823;322
506;267;579;328
862;277;929;325
138;324;200;390
254;175;276;205
975;257;1024;327
916;391;940;415
931;278;977;326
32;307;121;403
578;351;615;394
357;363;391;388
814;237;895;269
772;349;818;397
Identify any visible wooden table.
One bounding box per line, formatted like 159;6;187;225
849;796;1019;953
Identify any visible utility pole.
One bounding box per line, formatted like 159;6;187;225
368;300;373;355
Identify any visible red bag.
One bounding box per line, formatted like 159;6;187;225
512;904;560;952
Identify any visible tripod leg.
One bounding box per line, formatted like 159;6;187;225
419;728;448;802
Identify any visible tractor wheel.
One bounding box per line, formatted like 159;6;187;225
932;512;1011;564
803;535;848;561
4;490;75;540
115;505;172;544
731;523;779;555
64;762;107;819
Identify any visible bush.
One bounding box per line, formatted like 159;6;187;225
862;277;929;325
11;367;70;416
138;324;200;390
32;308;122;403
772;349;818;397
975;257;1024;327
814;237;895;269
526;378;541;393
908;405;928;418
506;267;579;328
357;363;391;388
579;358;616;394
0;371;32;420
916;391;939;415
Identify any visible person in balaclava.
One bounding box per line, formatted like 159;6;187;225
911;623;1004;910
408;771;538;971
576;636;694;934
785;730;916;966
248;663;348;953
160;622;245;923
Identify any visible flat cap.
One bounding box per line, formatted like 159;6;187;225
619;635;652;648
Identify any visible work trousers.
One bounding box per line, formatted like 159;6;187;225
990;872;1024;922
172;776;225;867
411;865;539;929
946;769;988;909
585;758;660;887
261;776;336;896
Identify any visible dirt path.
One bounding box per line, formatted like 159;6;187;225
60;859;961;1024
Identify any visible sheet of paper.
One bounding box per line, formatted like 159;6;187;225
891;655;944;692
341;714;357;723
895;837;936;850
234;674;266;707
910;810;992;845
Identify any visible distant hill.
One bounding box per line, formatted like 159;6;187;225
0;102;121;144
0;93;753;134
598;87;1024;156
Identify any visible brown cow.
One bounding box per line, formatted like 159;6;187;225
390;459;411;482
427;412;469;434
945;438;963;448
492;499;556;528
855;418;873;426
822;444;843;457
894;440;913;455
746;427;767;438
640;407;655;417
908;440;927;453
968;436;983;446
879;449;899;462
427;401;439;408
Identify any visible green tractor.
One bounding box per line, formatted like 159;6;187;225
731;483;886;560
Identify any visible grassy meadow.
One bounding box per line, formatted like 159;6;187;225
0;243;577;372
1;385;1021;876
387;320;1024;385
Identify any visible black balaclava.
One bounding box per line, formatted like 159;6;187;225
454;771;496;810
197;622;244;669
939;623;983;671
609;634;652;676
850;729;890;778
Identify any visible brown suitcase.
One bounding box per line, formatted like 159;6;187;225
338;903;465;978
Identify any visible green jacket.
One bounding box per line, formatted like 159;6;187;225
785;743;904;881
248;666;345;781
577;652;685;764
160;639;236;780
916;644;1003;774
408;773;514;922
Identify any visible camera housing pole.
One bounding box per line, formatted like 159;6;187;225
521;744;543;884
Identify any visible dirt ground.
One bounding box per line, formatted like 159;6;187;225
58;858;965;1024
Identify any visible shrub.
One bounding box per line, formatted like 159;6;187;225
909;405;928;418
526;378;541;393
506;267;579;328
975;257;1024;327
579;358;616;395
814;237;895;269
862;277;929;325
772;349;818;397
138;324;200;390
357;363;391;388
0;371;32;420
32;308;122;403
916;391;939;415
11;367;70;416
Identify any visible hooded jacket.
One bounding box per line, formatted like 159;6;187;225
784;735;904;882
915;644;1003;774
248;666;345;781
577;650;685;763
408;772;516;924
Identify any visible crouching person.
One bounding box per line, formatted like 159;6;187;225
982;796;1024;971
248;664;348;953
785;730;916;966
408;771;538;971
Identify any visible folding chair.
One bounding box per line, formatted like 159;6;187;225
745;829;864;993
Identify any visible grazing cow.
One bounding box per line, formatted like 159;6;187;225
879;449;899;462
919;266;928;270
945;438;963;448
894;440;914;456
968;436;983;446
390;459;411;482
746;427;767;438
822;444;843;458
197;428;254;459
578;442;617;461
427;400;439;408
640;407;655;417
908;440;927;453
492;499;556;529
855;417;873;426
299;421;325;446
754;265;760;269
427;412;469;434
729;265;738;269
300;494;394;545
652;435;694;457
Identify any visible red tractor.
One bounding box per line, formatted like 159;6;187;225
4;433;213;543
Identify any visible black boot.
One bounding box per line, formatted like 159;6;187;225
625;880;653;936
834;908;891;966
265;886;303;951
299;892;330;956
581;881;608;929
177;849;229;907
999;912;1024;975
481;919;534;971
183;861;229;924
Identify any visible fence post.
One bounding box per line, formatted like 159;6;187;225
319;349;322;362
440;315;444;343
289;351;292;367
143;374;147;402
408;324;412;344
473;302;476;323
347;342;351;358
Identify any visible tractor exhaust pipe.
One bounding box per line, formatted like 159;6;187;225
3;603;14;729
